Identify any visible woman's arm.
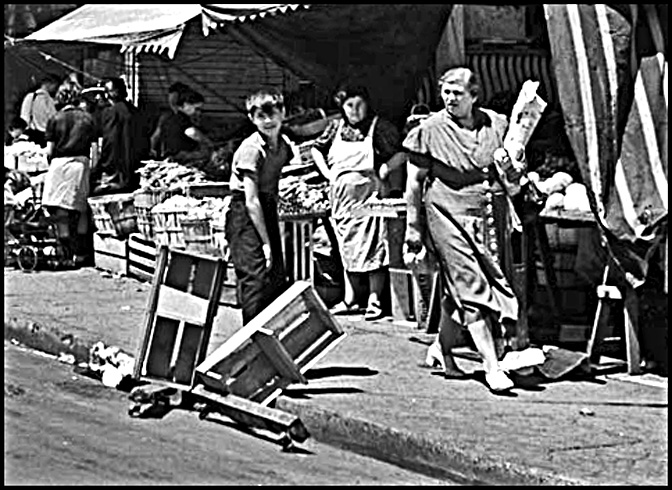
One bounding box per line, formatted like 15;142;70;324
404;157;429;250
311;147;333;182
185;126;214;151
378;151;407;180
242;174;272;268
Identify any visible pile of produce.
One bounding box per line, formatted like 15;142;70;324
529;171;591;213
278;174;330;216
4;142;48;173
137;161;210;190
152;194;229;222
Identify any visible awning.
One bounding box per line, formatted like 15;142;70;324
23;4;203;58
201;4;307;34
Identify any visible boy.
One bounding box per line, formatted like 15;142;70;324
225;88;294;325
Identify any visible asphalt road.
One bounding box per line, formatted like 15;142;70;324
4;341;453;486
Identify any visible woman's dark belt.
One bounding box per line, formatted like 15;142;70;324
430;162;502;191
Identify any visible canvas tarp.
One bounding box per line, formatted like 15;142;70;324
23;4;204;58
543;4;667;288
202;4;455;124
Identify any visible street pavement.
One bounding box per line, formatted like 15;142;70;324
4;266;668;485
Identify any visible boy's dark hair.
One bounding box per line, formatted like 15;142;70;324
169;82;190;94
177;89;204;107
9;116;27;131
245;88;284;116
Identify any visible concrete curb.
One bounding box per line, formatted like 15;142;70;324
275;397;588;486
4;317;588;485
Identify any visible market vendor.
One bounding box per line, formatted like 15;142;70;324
157;88;214;161
225;88;293;325
149;82;191;158
92;77;150;194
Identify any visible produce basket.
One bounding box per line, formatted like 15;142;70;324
180;217;220;256
151;207;189;248
132;187;181;240
88;193;138;237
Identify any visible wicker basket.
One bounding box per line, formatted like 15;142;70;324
180;217;220;255
88;193;138;237
151;207;189;248
133;187;179;240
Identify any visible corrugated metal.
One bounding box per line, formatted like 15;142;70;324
137;20;301;140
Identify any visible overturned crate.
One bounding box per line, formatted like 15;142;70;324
132;247;343;446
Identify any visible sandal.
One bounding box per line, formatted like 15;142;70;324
364;300;383;321
484;369;514;393
330;301;363;315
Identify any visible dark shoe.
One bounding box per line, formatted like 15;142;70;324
330;301;363;315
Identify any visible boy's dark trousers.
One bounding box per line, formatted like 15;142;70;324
226;192;289;325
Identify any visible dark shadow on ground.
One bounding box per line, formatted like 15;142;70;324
202;417;315;454
281;386;365;399
304;366;378;380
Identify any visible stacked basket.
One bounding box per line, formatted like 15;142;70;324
132;187;180;240
88;193;138;237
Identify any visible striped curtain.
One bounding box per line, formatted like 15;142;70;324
543;4;667;288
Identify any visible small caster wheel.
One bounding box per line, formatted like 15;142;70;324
17;246;39;272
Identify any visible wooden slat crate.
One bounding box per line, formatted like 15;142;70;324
93;232;128;276
279;215;316;284
133;247;227;390
127;232;157;283
195;281;346;406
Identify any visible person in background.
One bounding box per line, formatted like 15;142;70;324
403;67;526;393
19;72;60;147
93;77;149;194
7;116;29;145
225;88;293;325
157;88;213;160
41;82;97;267
149;81;191;158
311;85;406;320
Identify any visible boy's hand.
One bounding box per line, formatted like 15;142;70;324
262;243;272;269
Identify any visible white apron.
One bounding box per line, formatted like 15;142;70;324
327;117;388;272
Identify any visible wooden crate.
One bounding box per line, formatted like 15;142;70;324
279;216;315;283
93;232;128;275
133;247;227;390
128;233;157;282
196;281;346;405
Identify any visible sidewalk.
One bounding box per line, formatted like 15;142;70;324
4;267;668;485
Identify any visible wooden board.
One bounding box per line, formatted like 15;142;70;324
196;281;346;405
93;233;128;276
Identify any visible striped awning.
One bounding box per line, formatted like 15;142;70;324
23;4;203;58
543;4;667;288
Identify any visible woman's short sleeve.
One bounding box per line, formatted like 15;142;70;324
373;118;401;161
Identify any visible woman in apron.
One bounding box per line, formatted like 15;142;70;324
311;86;406;320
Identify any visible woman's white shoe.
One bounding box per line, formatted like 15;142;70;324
484;369;514;392
425;342;446;370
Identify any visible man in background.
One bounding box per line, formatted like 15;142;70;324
92;77;150;194
19;73;60;147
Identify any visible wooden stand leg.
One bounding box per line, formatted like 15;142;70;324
623;286;641;375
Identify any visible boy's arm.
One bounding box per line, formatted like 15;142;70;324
242;174;272;268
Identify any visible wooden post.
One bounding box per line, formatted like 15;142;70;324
623;284;641;375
